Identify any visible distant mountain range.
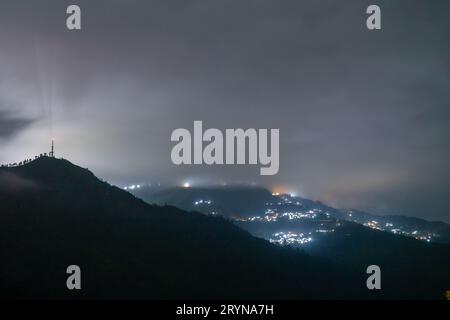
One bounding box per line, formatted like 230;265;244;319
343;209;450;243
131;184;450;299
131;185;450;244
1;157;449;299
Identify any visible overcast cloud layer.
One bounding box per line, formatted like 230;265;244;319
0;0;449;222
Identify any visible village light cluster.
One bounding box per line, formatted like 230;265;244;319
124;184;141;191
194;200;213;206
269;232;313;245
362;220;434;242
237;209;320;223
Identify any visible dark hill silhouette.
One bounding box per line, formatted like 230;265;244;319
306;222;450;299
0;157;364;299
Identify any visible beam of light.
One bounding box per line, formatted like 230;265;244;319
34;37;58;142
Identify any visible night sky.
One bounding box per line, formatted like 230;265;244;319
0;1;449;222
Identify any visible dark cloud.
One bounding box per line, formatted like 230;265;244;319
0;110;33;139
0;1;449;222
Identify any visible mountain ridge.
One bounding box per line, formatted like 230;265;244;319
1;156;449;299
131;184;450;240
0;156;364;299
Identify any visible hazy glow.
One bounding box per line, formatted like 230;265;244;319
0;1;449;222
